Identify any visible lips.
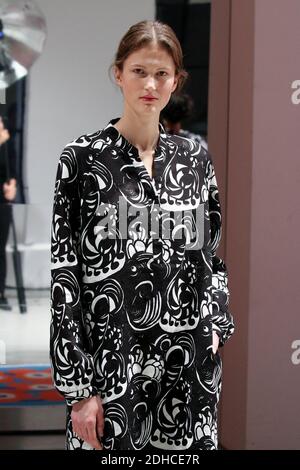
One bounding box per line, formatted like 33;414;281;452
140;96;157;100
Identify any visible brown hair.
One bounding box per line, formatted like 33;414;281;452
109;20;188;94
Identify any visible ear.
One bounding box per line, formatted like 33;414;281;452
114;66;122;87
171;75;179;93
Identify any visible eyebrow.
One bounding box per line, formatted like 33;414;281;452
130;63;172;70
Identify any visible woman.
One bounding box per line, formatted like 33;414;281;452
50;20;235;451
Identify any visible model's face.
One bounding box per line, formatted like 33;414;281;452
114;43;178;117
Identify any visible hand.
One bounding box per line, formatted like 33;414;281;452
71;395;104;450
0;128;10;145
3;179;17;201
212;330;220;355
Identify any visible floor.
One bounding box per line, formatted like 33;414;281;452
0;431;66;450
0;289;66;449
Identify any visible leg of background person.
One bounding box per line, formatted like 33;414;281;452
0;202;12;310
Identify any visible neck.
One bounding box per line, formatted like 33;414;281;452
113;109;160;152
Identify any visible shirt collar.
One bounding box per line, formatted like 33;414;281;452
102;117;168;159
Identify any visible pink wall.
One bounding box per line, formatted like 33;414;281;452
209;0;300;449
247;0;300;449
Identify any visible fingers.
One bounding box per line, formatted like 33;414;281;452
72;423;88;444
86;420;103;450
73;418;103;450
0;129;10;144
96;406;105;439
70;396;104;450
212;330;220;354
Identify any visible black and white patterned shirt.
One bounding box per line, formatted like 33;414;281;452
50;117;234;450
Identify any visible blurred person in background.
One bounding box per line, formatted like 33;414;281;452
0;116;17;311
161;92;208;150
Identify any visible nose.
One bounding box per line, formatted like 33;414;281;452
144;75;156;91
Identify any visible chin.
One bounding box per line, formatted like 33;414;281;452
137;106;160;117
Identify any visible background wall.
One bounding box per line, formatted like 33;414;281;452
25;0;155;205
209;0;300;449
7;0;155;288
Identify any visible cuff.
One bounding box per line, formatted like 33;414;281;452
65;385;98;407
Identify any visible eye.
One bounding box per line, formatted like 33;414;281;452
133;68;144;74
158;71;168;77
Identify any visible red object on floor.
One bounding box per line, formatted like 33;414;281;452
0;364;65;406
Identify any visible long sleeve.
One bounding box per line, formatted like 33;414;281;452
7;137;18;181
50;144;97;406
0;138;17;182
206;153;235;347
